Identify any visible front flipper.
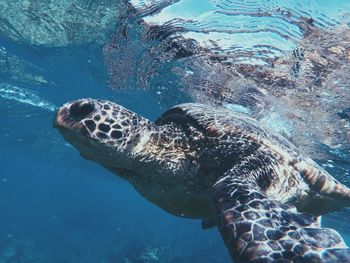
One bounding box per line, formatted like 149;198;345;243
212;169;350;262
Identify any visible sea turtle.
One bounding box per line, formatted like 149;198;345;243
54;98;350;262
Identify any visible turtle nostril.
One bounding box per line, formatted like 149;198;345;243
70;101;96;120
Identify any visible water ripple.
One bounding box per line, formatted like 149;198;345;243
0;0;123;46
106;0;349;91
105;0;350;161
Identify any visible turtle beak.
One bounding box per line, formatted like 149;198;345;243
53;99;100;133
53;106;71;128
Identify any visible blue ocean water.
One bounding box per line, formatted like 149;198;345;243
0;0;350;262
0;39;229;262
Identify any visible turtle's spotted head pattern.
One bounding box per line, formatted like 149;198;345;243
54;99;208;218
54;98;151;169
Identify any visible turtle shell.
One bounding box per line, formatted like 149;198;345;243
155;103;298;156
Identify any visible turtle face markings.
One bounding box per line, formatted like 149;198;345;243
79;103;135;148
54;99;155;169
84;119;96;132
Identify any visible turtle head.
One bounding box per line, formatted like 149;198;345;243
54;100;226;218
54;98;151;171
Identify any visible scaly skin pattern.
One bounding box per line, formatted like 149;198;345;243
213;171;350;262
54;99;350;262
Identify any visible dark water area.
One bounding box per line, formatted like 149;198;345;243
1;0;350;262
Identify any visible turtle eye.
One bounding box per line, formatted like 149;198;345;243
70;101;96;120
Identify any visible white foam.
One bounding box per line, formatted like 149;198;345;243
260;112;293;137
224;103;252;115
0;84;56;112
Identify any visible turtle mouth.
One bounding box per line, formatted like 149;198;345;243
53;99;101;133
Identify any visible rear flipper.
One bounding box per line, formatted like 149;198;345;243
212;170;350;263
292;159;350;216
